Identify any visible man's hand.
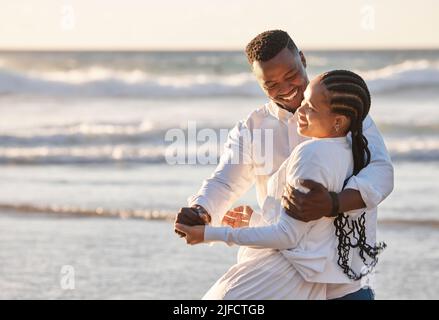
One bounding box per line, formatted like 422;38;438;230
221;205;253;228
282;179;333;222
174;206;210;238
175;223;205;245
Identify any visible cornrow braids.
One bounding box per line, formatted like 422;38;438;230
245;30;298;64
320;70;386;281
321;70;371;175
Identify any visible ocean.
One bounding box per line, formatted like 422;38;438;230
0;50;438;299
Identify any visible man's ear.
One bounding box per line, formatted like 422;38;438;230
299;51;307;69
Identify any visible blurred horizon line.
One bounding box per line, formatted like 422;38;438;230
1;47;439;53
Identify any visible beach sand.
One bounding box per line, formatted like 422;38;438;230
0;211;437;300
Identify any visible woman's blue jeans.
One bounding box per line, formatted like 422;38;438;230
333;287;375;300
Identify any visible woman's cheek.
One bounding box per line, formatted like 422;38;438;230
308;115;319;134
306;114;313;127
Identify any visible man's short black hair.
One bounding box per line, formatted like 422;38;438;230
245;30;299;65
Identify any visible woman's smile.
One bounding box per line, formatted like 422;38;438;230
297;113;308;128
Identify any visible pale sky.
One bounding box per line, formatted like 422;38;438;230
0;0;438;50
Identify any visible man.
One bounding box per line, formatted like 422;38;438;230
175;30;394;300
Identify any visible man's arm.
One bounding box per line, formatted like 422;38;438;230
187;120;256;227
338;189;365;213
343;115;394;210
283;115;394;221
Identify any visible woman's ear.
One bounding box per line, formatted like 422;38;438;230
334;115;350;133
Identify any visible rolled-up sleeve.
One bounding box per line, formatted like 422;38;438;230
345;115;394;210
188;120;255;227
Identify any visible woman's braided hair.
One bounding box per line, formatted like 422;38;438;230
320;70;386;280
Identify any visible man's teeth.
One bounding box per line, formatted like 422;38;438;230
283;89;298;100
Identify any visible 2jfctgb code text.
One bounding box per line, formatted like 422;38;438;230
172;304;265;318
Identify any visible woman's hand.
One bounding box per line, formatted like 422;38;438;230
221;205;253;228
174;223;206;245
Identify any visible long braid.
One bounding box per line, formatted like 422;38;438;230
320;70;386;281
351;120;371;175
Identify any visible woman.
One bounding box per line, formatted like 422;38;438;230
175;70;385;299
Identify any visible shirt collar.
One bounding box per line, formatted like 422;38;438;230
267;100;297;123
312;136;349;144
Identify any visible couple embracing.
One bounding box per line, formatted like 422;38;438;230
174;30;394;300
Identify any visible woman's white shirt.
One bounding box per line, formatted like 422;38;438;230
205;137;377;295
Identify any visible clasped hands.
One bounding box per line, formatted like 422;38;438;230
174;205;253;245
174;179;333;245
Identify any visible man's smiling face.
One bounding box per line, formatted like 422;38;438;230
252;47;309;113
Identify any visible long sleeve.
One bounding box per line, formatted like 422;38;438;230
344;115;394;210
204;211;311;249
188;120;255;227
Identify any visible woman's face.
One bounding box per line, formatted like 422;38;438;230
297;78;345;138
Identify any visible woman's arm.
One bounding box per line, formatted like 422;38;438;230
204;211;311;249
175;141;330;249
174;210;311;249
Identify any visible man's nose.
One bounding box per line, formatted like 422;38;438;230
278;82;294;96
